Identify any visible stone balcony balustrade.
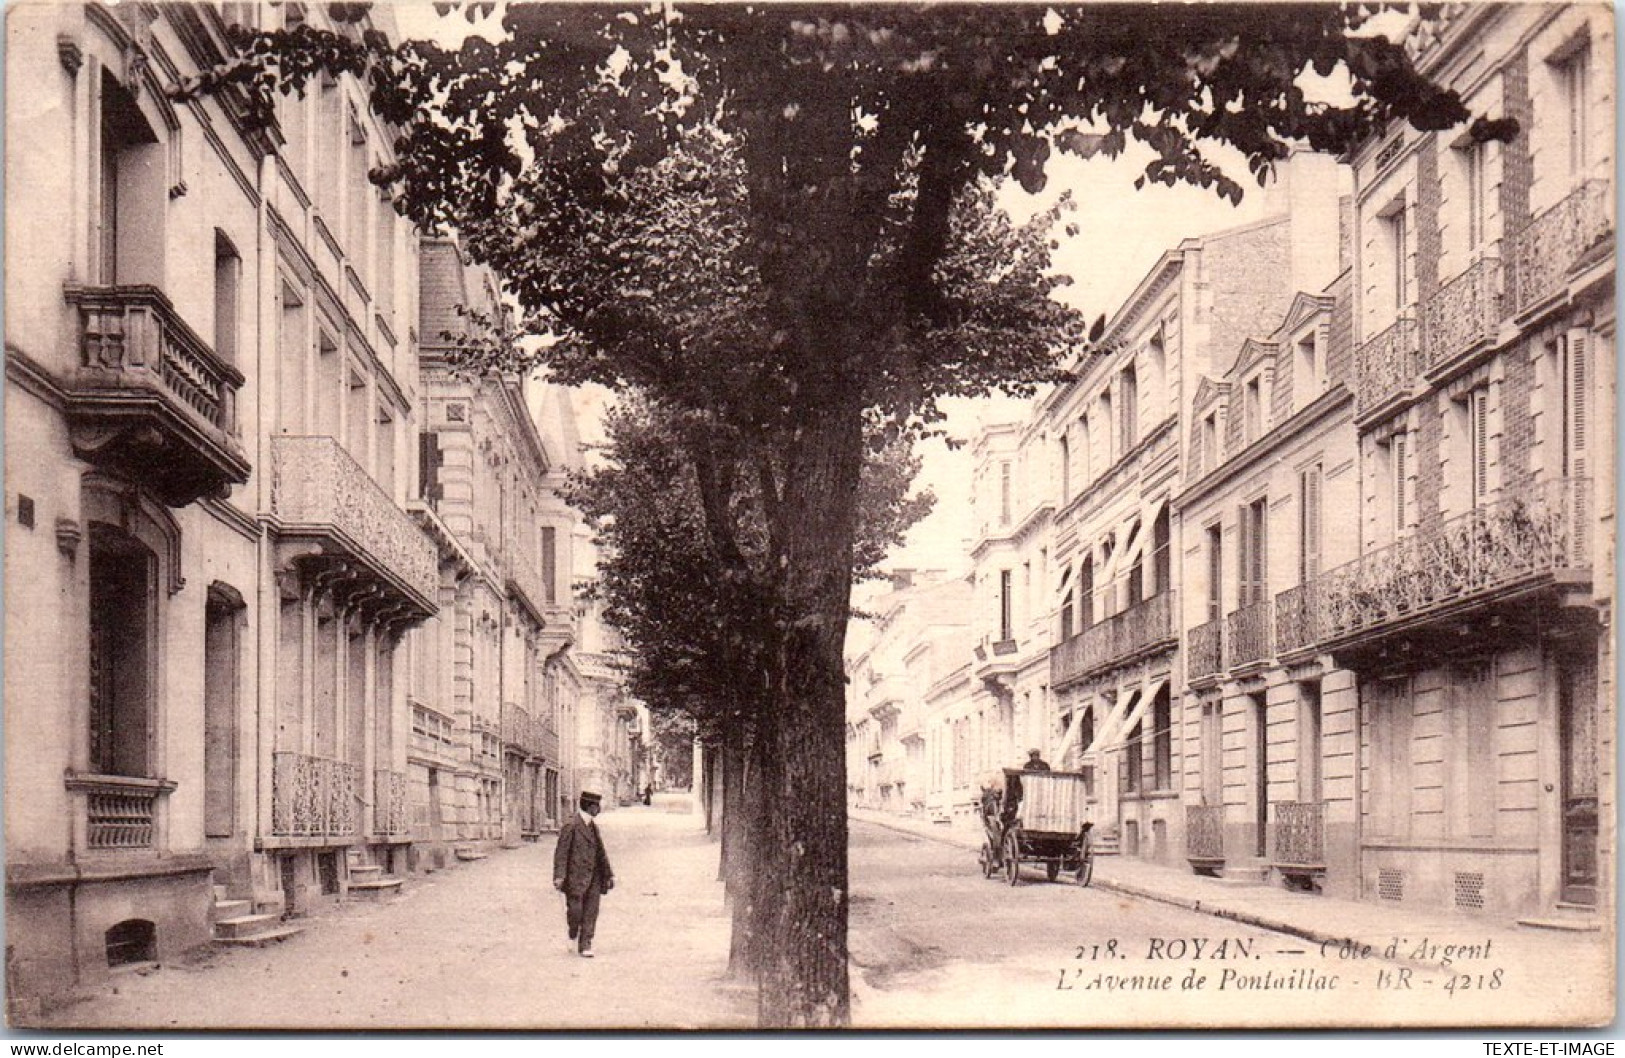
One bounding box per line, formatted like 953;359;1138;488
62;284;250;506
271;436;439;621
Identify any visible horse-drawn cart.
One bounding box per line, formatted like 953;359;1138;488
978;768;1094;886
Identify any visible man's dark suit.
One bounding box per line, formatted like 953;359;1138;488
553;815;614;952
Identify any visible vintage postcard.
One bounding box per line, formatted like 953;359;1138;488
3;0;1615;1034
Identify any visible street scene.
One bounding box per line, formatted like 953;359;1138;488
3;0;1617;1033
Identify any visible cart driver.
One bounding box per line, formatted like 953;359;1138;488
1023;748;1052;772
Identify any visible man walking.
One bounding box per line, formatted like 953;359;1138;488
554;791;614;958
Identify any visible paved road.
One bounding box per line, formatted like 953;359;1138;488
846;821;1592;1029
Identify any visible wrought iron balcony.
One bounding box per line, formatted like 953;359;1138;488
1273;582;1320;657
1511;180;1613;315
1309;477;1591;651
502;702;549;759
1049;592;1173;689
1272;801;1325;870
1187;618;1222;681
1186;804;1224;864
1354;316;1422;420
374;769;409;837
1421;257;1502;375
1225;599;1273;669
62;285;249;506
271;436;439;620
271;752;359;839
538;720;560;763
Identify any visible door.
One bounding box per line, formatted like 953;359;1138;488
1252;691;1269;858
1558;653;1598;905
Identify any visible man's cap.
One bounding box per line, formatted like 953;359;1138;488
1028;748;1043;756
579;791;603;806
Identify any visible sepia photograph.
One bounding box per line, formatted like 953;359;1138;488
1;0;1616;1034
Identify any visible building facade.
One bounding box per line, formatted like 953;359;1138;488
3;3;636;1012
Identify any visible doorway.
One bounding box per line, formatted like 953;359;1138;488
1558;652;1598;905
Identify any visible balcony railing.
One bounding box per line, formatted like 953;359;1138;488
63;285;249;505
272;752;359;838
1225;599;1273;668
66;774;175;850
271;436;439;614
1187;618;1222;681
374;769;409;837
1421;257;1501;374
1049;592;1173;688
1354;316;1422;419
1186;804;1224;862
1272;801;1325;869
1273;583;1320;657
504;544;552;623
1311;477;1590;648
502;702;555;759
1511;180;1612;315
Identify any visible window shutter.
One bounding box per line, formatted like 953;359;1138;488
1566;330;1590;480
1470;389;1490;507
1301;467;1322;582
1237;506;1252;607
418;431;442;505
1392;433;1409;534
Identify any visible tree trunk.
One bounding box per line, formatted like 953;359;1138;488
754;405;864;1028
719;733;745;885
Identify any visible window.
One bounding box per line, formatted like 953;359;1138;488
1243;376;1263;443
1078;557;1094;631
97;71;161;285
1559;45;1591;180
418;431;442;505
1206;524;1223;622
1467;387;1490;508
1119;365;1139;453
999;461;1012;526
1076;413;1090;491
375;194;396;317
998;570;1013;641
1201;412;1219;473
1298;465;1323;583
1151;507;1171;596
214;232;241;364
203;584;244;838
1124;722;1142;794
1058;436;1070;503
88;524;156;777
1462;142;1488;252
1562;330;1591;480
1387;431;1411;536
1021;562;1031;626
1060;582;1074;641
542;527;558;604
1298;681;1323;803
1295;330;1321;404
1098;390;1113;464
1152;685;1172;790
376;405;397;497
1238;497;1267;607
1382;200;1412;313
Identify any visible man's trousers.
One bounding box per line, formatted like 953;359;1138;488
565;883;602;951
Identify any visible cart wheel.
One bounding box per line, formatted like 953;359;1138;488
1004;831;1021;886
979;842;996;878
1046;861;1060;883
1076;842;1095;887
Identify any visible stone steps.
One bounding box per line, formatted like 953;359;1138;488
214;924;306;948
347;877;405;901
215;913;287;940
454;847;489;862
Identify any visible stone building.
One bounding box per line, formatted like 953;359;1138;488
411;238;582;864
844;572;973;815
1262;3;1614;920
1041;154;1348;869
4;1;432;1008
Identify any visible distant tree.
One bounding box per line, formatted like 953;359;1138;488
200;2;1505;1024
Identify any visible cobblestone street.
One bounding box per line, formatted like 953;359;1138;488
40;805;752;1031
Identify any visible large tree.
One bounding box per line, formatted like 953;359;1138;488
202;2;1505;1024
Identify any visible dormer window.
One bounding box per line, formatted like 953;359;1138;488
1295;329;1321;405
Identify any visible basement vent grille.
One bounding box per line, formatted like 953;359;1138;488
1378;868;1404;902
1454;871;1486;911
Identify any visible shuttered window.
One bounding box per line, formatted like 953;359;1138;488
1299;464;1322;583
1565;330;1590;479
418;431;442;506
1469;388;1490;508
1391;432;1409;536
1238;498;1267;606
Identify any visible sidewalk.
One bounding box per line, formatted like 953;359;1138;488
850;808;1612;979
36;804;753;1031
